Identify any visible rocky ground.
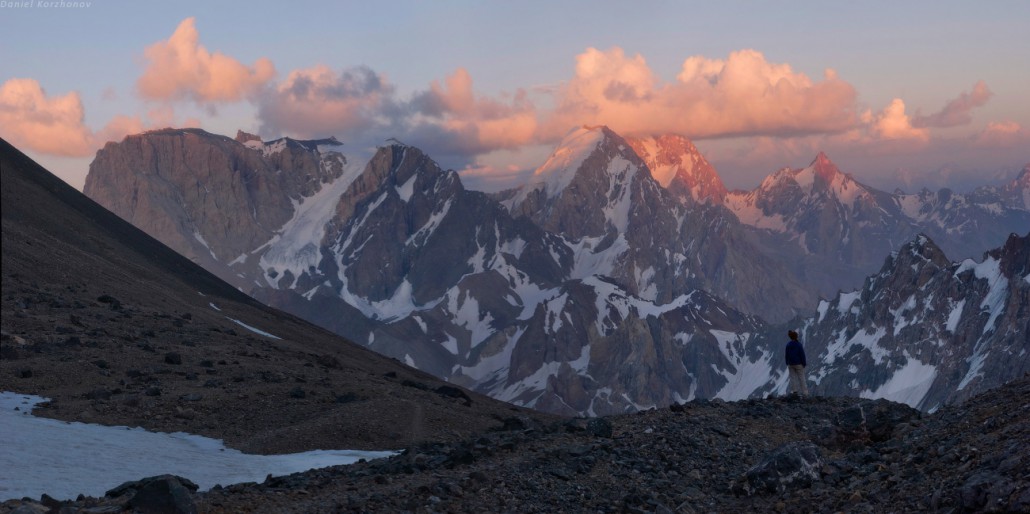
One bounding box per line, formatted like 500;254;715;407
4;376;1027;513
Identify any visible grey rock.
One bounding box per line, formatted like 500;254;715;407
742;441;823;495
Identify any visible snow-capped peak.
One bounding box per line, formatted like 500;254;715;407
811;152;842;183
626;133;727;204
889;233;950;270
524;125;607;199
753;152;865;204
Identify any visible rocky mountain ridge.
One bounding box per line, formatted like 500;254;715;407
795;232;1030;411
78;127;1029;417
83;128;353;286
722;151;1030;283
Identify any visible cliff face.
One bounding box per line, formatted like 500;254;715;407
84;129;345;283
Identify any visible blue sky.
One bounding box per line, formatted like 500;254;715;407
2;0;1028;191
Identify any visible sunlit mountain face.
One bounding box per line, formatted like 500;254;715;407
80;125;1029;416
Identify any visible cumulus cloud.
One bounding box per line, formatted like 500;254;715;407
256;64;398;139
406;68;537;156
0;78;190;157
256;66;536;160
913;81;992;128
137;17;275;103
865;98;930;142
540;47;859;141
0;78;94;156
973;121;1029;147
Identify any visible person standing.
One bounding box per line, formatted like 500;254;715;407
785;330;809;397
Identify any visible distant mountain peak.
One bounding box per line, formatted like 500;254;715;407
626;133;727;204
235;130;261;144
896;233;949;265
384;137;410;147
1016;164;1030;184
810;151;843;183
521;125;610;200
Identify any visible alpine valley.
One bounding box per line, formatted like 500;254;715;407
82;126;1030;416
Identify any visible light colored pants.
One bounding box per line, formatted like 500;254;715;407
788;365;809;396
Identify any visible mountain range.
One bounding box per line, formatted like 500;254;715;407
3;133;1028;512
80;126;1030;415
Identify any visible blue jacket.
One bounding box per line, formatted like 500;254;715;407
785;340;806;367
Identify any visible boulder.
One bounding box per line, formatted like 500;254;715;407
741;441;822;495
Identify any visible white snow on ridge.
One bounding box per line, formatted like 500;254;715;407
459;327;524;384
225;317;281;340
192;230;218;260
506;126;604;208
259;160;364;283
793;165;815;193
946;299;966;333
724;192;789;232
395;174;417;202
447;287;496;349
972;257;1009;334
0;392;396;501
406;199;453;246
709;331;771;401
860;357;937;408
823;326;888;365
570;234;630;279
816;300;830;322
600;155;639;234
634;136;681;187
836;291;861;315
495;343;593;408
338;279;426;322
262;139;288;157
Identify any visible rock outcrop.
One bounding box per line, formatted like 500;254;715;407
84;128;347;285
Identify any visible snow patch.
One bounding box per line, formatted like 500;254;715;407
192;230;218;260
225;317;281;339
946;299;966;333
836;291;861;315
259;160;363;285
395;174;417;202
0;392;395;502
710;331;771;401
511;126;604;204
406;199;453;246
860;357;937;408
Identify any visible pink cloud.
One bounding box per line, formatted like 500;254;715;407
256;64;396;138
137;17;275;103
0;78;95;156
409;68;537;154
913;81;992;128
257;65;537;158
973;121;1029;147
540;48;859;141
0;78;189;157
865;98;930;142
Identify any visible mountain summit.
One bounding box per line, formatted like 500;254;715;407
626;134;727;204
505;125;649;239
